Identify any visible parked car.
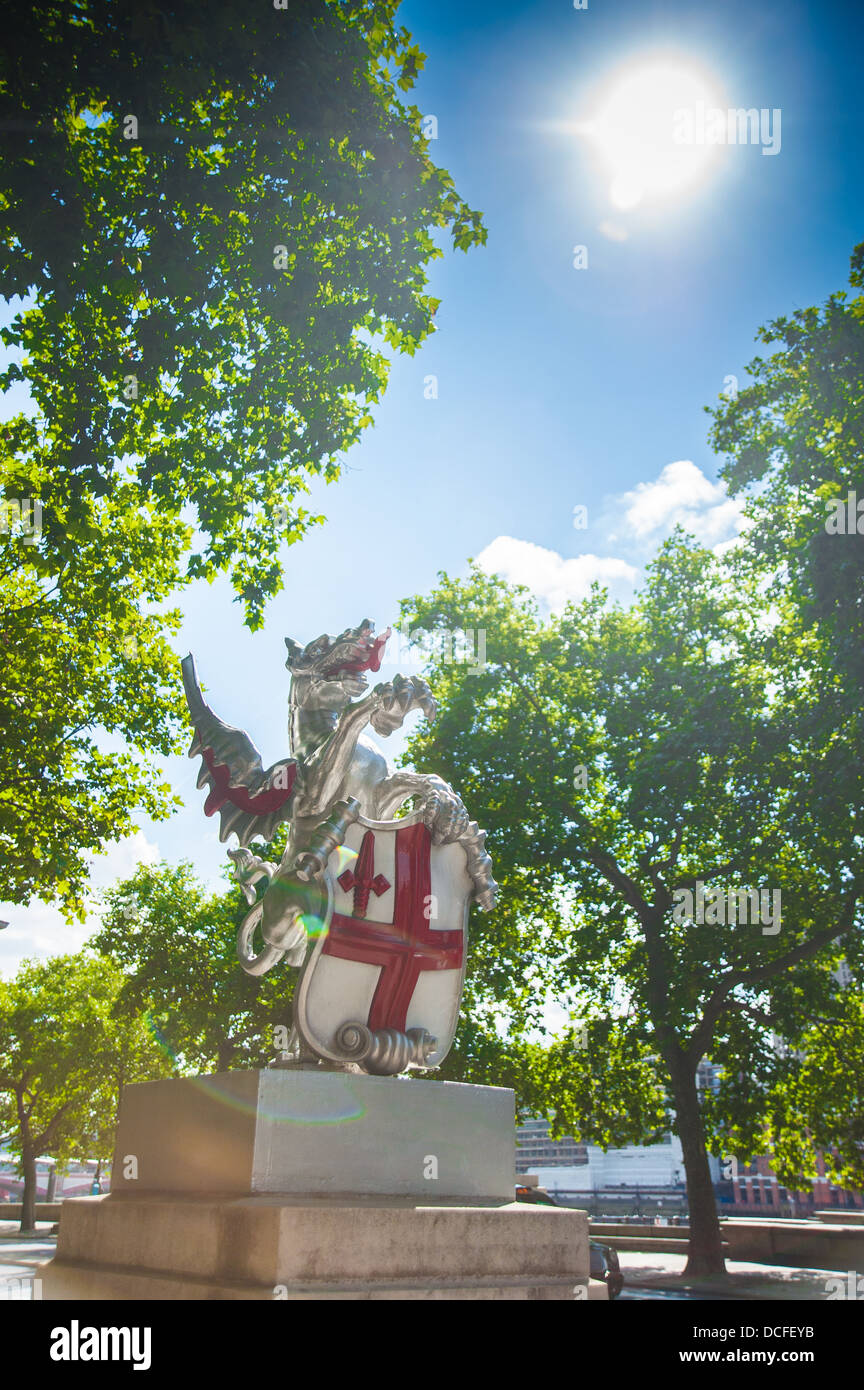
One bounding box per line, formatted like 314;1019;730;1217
589;1239;624;1299
514;1183;624;1298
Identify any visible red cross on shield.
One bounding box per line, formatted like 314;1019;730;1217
293;809;474;1070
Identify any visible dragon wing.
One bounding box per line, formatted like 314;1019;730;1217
181;653;298;847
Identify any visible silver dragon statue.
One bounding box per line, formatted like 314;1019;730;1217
182;620;497;1075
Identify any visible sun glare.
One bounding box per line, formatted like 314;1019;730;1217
584;62;724;210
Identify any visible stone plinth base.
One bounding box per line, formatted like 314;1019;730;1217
107;1070;515;1202
40;1194;595;1300
38;1071;596;1300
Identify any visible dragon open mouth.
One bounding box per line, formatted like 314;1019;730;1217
321;624;391;678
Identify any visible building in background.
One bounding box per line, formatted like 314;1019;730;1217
515;1117;863;1219
715;1151;864;1218
0;1155;108;1202
515;1117;588;1171
516;1118;695;1218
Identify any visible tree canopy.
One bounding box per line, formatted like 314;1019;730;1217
93;859;295;1074
0;0;484;913
0;491;187;914
0;951;168;1229
709;241;864;715
397;531;863;1272
0;0;484;623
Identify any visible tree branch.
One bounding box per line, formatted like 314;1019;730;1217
32;1098;77;1154
687;887;860;1062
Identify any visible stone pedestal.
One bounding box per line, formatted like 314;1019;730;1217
39;1071;595;1300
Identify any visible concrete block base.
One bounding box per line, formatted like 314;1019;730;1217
39;1072;594;1300
40;1194;593;1301
107;1070;516;1203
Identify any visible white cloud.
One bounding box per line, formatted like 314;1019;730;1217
0;832;160;978
475;463;746;617
476;535;638;613
0;898;92;978
89;831;160;888
613;459;744;548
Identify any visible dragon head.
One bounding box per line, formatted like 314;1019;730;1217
285;619;391;711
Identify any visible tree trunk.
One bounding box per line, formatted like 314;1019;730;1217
20;1144;37;1233
669;1059;727;1276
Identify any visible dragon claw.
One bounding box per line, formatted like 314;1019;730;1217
369;674;438;736
420;782;470;845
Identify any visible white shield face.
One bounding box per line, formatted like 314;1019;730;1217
294;810;474;1069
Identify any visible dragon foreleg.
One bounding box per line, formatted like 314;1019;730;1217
376;772;498;911
232;801;361;978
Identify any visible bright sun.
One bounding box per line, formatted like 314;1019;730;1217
583;62;724;210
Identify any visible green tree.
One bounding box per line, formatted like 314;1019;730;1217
0;952;168;1231
764;993;864;1190
0;0;484;913
708;241;864;716
398;542;863;1275
0;0;485;623
704;239;864;1204
93;859;295;1073
0;491;188;916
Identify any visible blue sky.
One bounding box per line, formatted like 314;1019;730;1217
3;0;863;971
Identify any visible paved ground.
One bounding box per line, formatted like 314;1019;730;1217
0;1222;850;1302
0;1221;56;1301
618;1250;849;1300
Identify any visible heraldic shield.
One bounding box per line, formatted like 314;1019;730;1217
293;809;474;1074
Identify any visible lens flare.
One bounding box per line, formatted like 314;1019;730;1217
334;844;358;872
144;1013;368;1125
301;913;327;939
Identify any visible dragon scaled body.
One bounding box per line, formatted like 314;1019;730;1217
182;619;497;1071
